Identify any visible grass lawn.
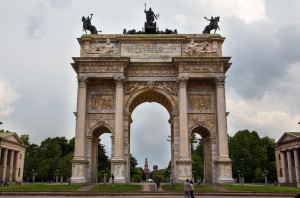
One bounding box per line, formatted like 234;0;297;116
91;184;142;192
0;184;84;191
220;184;300;193
162;184;217;192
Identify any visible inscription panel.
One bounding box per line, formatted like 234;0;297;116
121;43;181;61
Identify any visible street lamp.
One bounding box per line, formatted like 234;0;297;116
32;169;37;183
263;170;268;184
237;170;241;183
241;158;245;184
55;169;60;183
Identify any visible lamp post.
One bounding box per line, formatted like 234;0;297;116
241;158;245;184
104;173;107;184
237;170;241;183
32;169;36;183
263;170;268;184
55;169;60;183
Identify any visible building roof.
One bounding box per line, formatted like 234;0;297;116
0;132;26;147
0;132;14;138
275;132;300;149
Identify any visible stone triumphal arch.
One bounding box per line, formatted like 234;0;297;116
70;34;234;184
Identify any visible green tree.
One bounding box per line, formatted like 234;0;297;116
229;130;276;183
192;153;204;179
20;134;30;146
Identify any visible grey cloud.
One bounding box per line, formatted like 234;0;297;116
26;15;46;39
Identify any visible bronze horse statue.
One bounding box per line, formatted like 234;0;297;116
203;16;220;34
82;14;101;34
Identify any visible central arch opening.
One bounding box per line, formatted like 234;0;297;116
131;102;170;182
126;89;175;182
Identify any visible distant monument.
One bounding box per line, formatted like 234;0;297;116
203;16;220;34
143;158;150;182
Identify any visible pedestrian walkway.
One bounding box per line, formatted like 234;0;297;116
210;185;230;192
77;183;96;191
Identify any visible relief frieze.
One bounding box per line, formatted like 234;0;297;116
88;81;115;92
188;81;214;92
79;62;125;73
123;81;178;96
188;114;216;135
91;95;114;110
179;64;223;73
188;95;211;112
126;69;177;77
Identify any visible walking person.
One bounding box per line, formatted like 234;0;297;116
190;180;194;198
155;174;161;190
111;174;115;186
184;179;190;198
170;179;175;190
197;178;201;188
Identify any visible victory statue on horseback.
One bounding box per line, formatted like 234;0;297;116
203;16;220;34
82;14;102;34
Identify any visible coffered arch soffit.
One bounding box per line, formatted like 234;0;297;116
125;87;177;115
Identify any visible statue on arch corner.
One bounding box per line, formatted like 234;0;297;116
82;14;102;34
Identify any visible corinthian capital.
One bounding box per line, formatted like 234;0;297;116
77;76;88;88
114;75;125;87
214;76;226;86
177;76;189;88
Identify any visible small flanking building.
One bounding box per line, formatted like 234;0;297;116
275;132;300;187
0;132;26;183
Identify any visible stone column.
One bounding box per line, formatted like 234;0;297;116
1;148;8;180
215;76;234;183
280;151;287;183
14;151;20;182
8;150;14;181
293;148;300;187
71;76;88;183
287;150;293;183
177;76;191;181
111;75;126;183
178;76;189;159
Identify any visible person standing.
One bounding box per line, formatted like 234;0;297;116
111;174;115;186
184;179;190;198
156;174;162;190
197;178;201;188
190;180;194;198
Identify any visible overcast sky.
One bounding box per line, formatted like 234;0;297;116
1;0;300;170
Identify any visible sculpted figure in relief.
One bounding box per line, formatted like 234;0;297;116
91;95;113;110
188;95;211;111
88;38;115;55
185;39;207;55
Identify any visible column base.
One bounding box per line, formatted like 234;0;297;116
71;158;88;184
111;157;126;183
176;158;192;182
215;158;234;184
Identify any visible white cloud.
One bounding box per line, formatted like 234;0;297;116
0;74;21;117
187;0;267;23
227;89;300;140
175;14;187;26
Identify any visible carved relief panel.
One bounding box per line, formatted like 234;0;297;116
188;95;211;113
87;114;115;135
188;114;216;137
88;80;115;113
